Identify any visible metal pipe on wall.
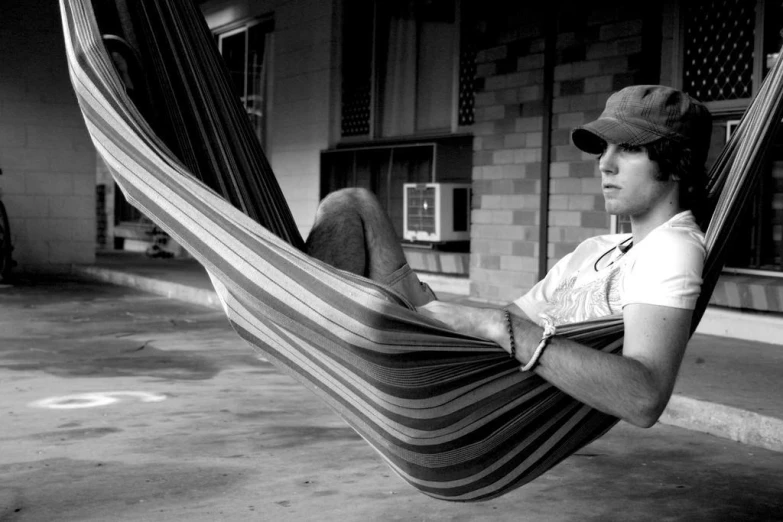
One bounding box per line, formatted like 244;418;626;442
538;10;557;280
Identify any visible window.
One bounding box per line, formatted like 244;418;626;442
331;1;475;247
320;136;473;237
682;0;758;109
216;19;274;150
610;215;632;235
722;119;783;273
678;0;783;274
340;0;476;139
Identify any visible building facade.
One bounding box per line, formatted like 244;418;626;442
0;0;96;272
199;0;783;313
2;0;782;319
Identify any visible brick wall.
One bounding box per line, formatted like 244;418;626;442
0;1;96;272
271;0;336;239
470;10;546;303
470;3;660;303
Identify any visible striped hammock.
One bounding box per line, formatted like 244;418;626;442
60;0;783;501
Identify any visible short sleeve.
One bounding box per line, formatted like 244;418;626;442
622;228;706;310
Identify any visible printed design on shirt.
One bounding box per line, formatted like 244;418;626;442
540;264;624;326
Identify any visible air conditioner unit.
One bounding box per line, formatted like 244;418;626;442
403;183;471;242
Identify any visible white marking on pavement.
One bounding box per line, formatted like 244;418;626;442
30;391;167;409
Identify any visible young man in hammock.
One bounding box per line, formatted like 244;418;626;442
307;85;711;429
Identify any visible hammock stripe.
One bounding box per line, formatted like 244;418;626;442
59;0;783;501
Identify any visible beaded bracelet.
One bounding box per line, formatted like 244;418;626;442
503;310;516;359
520;318;557;372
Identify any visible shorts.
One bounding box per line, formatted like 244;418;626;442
380;263;437;307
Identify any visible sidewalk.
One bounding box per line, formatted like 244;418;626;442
3;275;781;520
73;251;783;453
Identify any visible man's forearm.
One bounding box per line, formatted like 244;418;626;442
499;314;670;428
417;301;681;427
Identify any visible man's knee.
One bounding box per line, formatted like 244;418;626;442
320;187;377;210
316;188;383;223
309;187;405;279
307;190;367;275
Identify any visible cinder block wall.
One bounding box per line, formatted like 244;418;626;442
470;10;548;303
0;1;96;272
470;3;658;303
202;0;337;240
271;0;336;239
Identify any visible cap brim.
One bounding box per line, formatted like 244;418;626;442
571;118;662;154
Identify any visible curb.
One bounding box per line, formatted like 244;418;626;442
695;306;783;346
660;396;783;453
75;265;223;311
72;264;783;453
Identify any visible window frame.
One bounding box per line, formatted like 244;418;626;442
339;0;472;144
671;0;783;276
610;215;632;235
671;0;766;117
722;118;783;278
215;16;275;151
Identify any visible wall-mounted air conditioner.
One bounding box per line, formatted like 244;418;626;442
403;183;471;242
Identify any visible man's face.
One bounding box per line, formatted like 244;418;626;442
598;143;677;218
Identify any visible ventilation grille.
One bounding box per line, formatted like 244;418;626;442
406;185;437;234
683;0;755;102
458;41;476;126
403;183;471;242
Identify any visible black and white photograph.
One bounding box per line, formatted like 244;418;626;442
0;1;782;520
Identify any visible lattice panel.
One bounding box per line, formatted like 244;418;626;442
341;84;371;137
458;41;476;126
341;0;373;137
683;0;756;102
406;185;437;234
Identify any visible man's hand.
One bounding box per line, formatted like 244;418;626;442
417;301;541;356
524;303;694;428
420;300;692;428
418;301;504;345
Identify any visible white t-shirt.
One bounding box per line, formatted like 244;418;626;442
514;211;706;327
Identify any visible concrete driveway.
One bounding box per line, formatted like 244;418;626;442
1;276;781;521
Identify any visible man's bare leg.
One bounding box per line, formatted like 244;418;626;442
306;188;435;305
305;187;407;279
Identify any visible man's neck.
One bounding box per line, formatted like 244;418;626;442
629;206;683;244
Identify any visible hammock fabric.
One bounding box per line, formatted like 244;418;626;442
60;0;783;502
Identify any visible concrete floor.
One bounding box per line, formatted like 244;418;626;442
1;276;782;522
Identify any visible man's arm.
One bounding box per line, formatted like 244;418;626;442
417;301;692;428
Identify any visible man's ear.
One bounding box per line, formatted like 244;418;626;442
110;52;135;91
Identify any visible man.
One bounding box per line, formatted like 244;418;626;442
306;85;711;429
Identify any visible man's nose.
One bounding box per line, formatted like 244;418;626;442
599;146;617;175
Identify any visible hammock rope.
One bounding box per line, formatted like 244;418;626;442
59;0;783;501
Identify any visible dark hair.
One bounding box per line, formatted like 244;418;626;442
645;138;708;223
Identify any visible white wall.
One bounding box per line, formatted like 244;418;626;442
0;1;96;272
202;0;338;239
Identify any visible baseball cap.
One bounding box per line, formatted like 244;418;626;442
571;85;712;160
